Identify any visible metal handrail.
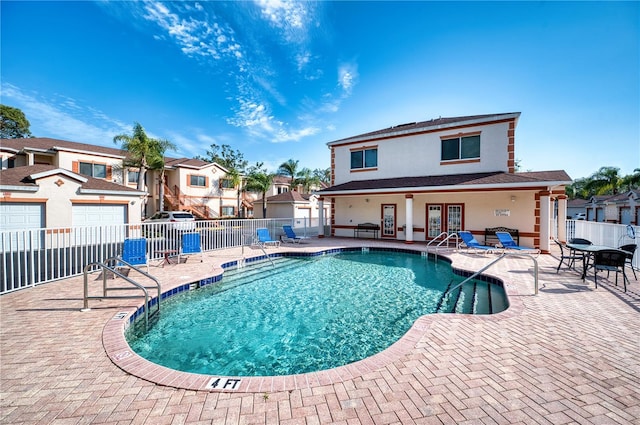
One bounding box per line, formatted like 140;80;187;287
81;257;161;330
444;252;539;301
241;234;275;267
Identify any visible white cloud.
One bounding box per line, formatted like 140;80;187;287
338;62;358;95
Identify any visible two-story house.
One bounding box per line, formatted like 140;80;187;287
317;113;573;253
0;138;241;231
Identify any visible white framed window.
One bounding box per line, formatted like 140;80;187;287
221;206;235;216
127;170;140;184
79;162;107;178
350;147;377;170
189;175;207;187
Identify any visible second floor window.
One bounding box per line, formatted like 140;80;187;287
351;148;377;170
190;175;207;187
220;179;235;189
79;162;106;178
441;134;480;161
127;170;140;184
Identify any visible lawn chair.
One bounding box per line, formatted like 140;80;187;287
256;228;280;248
282;225;309;243
458;231;498;253
553;239;584;273
179;232;203;263
121;238;149;272
495;232;540;255
593;249;629;291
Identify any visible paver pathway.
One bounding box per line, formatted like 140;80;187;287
1;239;639;424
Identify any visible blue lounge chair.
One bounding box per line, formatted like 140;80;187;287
282;225;309;243
495;231;540;255
458;231;498;253
121;238;149;272
179;232;203;263
256;228;280;248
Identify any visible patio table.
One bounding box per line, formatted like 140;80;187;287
566;243;627;280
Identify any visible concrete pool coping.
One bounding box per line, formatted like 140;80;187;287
2;237;639;424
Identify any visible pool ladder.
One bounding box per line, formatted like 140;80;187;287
81;256;161;330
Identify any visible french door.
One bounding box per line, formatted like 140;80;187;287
381;204;396;238
426;203;464;238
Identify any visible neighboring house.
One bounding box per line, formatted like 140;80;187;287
586;190;639;224
0;164;145;232
318;112;573;252
252;190;331;227
0;138;241;228
566;198;587;219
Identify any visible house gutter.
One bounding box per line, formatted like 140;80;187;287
319;180;572;196
78;189;147;196
0;185;39;192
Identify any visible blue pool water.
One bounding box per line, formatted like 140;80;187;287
126;250;506;376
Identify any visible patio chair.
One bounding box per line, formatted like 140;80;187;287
179;232;203;263
121;238;149;272
554;239;584;273
618;244;637;280
593;249;629;291
495;231;540;255
256;228;280;248
282;225;309;243
568;237;593;259
458;231;498;253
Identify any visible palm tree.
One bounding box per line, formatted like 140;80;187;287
295;167;320;193
226;168;244;218
584;166;622;196
114;122;176;211
245;171;274;218
278;159;299;189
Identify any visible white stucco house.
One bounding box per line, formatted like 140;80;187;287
317;113;573;253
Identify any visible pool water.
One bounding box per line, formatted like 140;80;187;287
126;251;502;376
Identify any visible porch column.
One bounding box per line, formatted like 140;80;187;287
317;197;324;238
405;194;414;244
539;190;551;252
557;194;568;242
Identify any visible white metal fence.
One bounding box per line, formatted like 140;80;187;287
567;220;639;270
0;217;325;295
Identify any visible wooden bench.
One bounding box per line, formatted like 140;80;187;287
485;227;519;246
354;223;380;239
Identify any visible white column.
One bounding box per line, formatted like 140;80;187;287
539;191;551;252
557;195;567;242
317;197;324;238
405;194;414;244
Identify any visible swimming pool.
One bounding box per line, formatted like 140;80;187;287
125;249;507;377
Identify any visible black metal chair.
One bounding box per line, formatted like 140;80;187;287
593;249;629;292
568;238;592;261
554;239;584;273
618;244;637;280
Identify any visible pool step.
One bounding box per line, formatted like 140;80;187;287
437;280;507;315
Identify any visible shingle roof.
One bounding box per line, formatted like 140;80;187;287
266;191;311;202
328;113;520;145
319;170;572;194
0;164;143;193
1;137;127;157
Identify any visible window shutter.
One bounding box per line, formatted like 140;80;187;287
187;174;192;187
106;165;112;180
205;176;209;187
72;161;79;173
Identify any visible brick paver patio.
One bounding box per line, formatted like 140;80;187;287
1;238;639;424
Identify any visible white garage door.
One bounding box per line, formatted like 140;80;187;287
72;204;126;227
0;203;44;250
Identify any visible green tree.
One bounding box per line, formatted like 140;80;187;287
277;159;299;182
295;167;320;193
245;162;274;218
0;104;32;138
313;167;331;184
113;123;176;211
197;143;248;172
225;167;245;217
584;166;622;196
620;168;640;192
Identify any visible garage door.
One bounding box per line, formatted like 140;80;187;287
0;203;44;250
72;204;126;227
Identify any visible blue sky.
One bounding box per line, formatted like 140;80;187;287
2;1;638;180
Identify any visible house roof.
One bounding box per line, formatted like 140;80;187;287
0;164;145;195
327;112;521;146
319;170;572;195
0;137;227;171
266;191;311;203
